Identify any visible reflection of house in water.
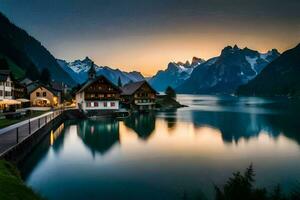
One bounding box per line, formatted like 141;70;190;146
19;122;66;179
124;112;156;140
50;123;65;146
77;119;120;156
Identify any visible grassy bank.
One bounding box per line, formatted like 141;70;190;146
0;111;47;129
0;160;43;200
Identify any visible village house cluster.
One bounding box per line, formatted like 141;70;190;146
0;58;64;112
1;59;160;115
75;62;158;114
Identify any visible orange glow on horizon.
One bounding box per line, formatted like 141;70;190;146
54;29;299;76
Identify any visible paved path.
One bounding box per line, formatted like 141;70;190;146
0;110;62;156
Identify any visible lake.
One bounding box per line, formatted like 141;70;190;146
19;95;300;200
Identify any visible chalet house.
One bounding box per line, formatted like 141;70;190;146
121;81;158;111
76;63;121;112
0;71;13;101
28;83;61;107
0;59;13;101
12;81;27;99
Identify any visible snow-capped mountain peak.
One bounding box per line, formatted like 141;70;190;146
149;57;205;91
57;57;144;85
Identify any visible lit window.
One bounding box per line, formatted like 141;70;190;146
111;102;115;107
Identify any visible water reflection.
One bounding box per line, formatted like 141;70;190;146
19;95;300;200
77;119;120;156
123;112;156;140
20;122;66;179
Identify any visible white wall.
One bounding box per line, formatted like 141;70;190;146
76;91;119;110
0;76;13;100
84;100;119;110
76;92;84;109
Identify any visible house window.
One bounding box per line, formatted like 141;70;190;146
99;94;104;98
94;102;99;107
5;91;10;96
43;92;47;97
103;102;107;107
86;102;91;107
111;102;115;107
107;94;111;98
36;92;40;97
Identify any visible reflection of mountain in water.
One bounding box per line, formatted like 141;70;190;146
124;112;156;140
264;112;300;145
77;119;120;156
191;111;267;143
191;109;300;145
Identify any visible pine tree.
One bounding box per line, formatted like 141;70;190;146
166;86;176;98
118;77;122;87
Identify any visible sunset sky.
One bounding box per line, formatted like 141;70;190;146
1;0;299;76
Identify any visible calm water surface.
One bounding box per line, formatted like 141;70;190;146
20;95;300;200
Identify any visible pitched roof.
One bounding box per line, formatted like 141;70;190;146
27;82;60;96
76;75;121;94
121;80;157;95
0;73;9;82
20;78;33;86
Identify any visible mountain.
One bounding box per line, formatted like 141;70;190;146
0;12;76;86
57;57;145;85
176;45;280;94
237;43;300;96
149;58;205;92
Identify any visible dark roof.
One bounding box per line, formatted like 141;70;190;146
27;82;60;96
0;73;9;82
20;78;33;86
76;75;121;94
121;80;157;95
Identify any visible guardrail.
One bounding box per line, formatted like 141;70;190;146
0;109;64;156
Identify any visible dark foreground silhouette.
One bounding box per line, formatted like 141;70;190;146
182;165;300;200
214;165;300;200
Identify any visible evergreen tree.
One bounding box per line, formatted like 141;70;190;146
118;77;122;87
165;86;176;98
40;68;51;85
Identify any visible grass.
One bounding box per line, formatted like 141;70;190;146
0;160;43;200
0;54;25;80
0;111;47;129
